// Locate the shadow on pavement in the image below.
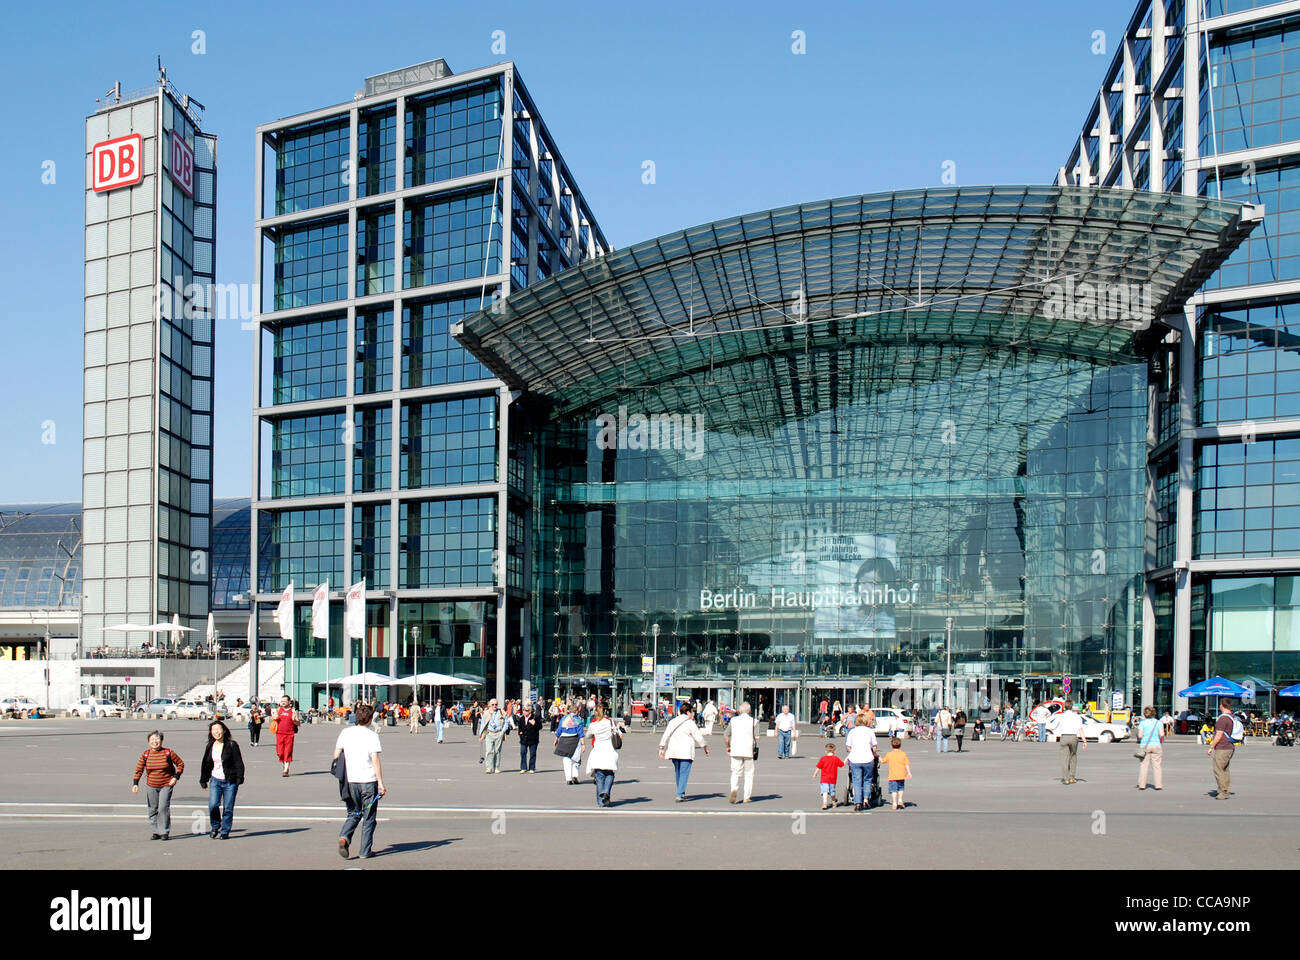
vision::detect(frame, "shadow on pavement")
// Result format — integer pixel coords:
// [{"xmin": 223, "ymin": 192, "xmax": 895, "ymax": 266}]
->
[
  {"xmin": 609, "ymin": 796, "xmax": 652, "ymax": 807},
  {"xmin": 369, "ymin": 838, "xmax": 460, "ymax": 856},
  {"xmin": 233, "ymin": 827, "xmax": 312, "ymax": 839}
]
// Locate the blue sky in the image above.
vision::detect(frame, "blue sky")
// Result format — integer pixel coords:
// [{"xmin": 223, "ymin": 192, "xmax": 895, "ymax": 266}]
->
[{"xmin": 0, "ymin": 0, "xmax": 1136, "ymax": 501}]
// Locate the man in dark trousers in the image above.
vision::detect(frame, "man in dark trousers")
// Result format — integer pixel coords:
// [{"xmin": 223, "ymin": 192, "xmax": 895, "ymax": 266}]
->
[{"xmin": 515, "ymin": 701, "xmax": 542, "ymax": 773}]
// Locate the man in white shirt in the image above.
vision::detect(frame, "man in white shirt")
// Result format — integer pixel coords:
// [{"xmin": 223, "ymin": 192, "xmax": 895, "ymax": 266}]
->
[
  {"xmin": 844, "ymin": 713, "xmax": 879, "ymax": 810},
  {"xmin": 1046, "ymin": 700, "xmax": 1086, "ymax": 784},
  {"xmin": 333, "ymin": 702, "xmax": 386, "ymax": 859},
  {"xmin": 775, "ymin": 704, "xmax": 798, "ymax": 758},
  {"xmin": 701, "ymin": 700, "xmax": 719, "ymax": 736},
  {"xmin": 725, "ymin": 702, "xmax": 759, "ymax": 803}
]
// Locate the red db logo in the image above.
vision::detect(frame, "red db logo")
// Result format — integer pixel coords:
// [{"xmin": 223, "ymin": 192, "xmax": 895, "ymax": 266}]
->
[
  {"xmin": 92, "ymin": 134, "xmax": 144, "ymax": 193},
  {"xmin": 169, "ymin": 130, "xmax": 194, "ymax": 198}
]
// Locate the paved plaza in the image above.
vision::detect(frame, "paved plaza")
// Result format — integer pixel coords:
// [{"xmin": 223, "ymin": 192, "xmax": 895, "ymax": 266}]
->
[{"xmin": 0, "ymin": 719, "xmax": 1295, "ymax": 869}]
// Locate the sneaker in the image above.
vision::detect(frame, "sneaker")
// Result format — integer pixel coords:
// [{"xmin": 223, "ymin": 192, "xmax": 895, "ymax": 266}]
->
[
  {"xmin": 528, "ymin": 770, "xmax": 536, "ymax": 774},
  {"xmin": 676, "ymin": 796, "xmax": 686, "ymax": 803},
  {"xmin": 151, "ymin": 834, "xmax": 161, "ymax": 841},
  {"xmin": 218, "ymin": 834, "xmax": 229, "ymax": 840},
  {"xmin": 160, "ymin": 834, "xmax": 168, "ymax": 841},
  {"xmin": 338, "ymin": 838, "xmax": 349, "ymax": 859},
  {"xmin": 743, "ymin": 797, "xmax": 752, "ymax": 803},
  {"xmin": 210, "ymin": 829, "xmax": 219, "ymax": 839}
]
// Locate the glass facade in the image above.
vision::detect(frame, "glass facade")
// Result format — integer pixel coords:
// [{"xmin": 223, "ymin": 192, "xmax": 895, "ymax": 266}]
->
[
  {"xmin": 1195, "ymin": 437, "xmax": 1300, "ymax": 557},
  {"xmin": 254, "ymin": 62, "xmax": 608, "ymax": 705},
  {"xmin": 400, "ymin": 394, "xmax": 496, "ymax": 488},
  {"xmin": 402, "ymin": 294, "xmax": 491, "ymax": 387},
  {"xmin": 530, "ymin": 352, "xmax": 1147, "ymax": 712}
]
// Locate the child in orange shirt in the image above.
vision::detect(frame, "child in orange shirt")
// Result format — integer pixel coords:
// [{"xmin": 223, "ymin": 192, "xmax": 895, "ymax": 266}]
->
[
  {"xmin": 814, "ymin": 741, "xmax": 846, "ymax": 810},
  {"xmin": 880, "ymin": 737, "xmax": 912, "ymax": 809}
]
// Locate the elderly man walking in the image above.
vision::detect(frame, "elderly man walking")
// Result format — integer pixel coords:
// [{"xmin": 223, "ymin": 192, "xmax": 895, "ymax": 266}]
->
[
  {"xmin": 775, "ymin": 704, "xmax": 797, "ymax": 758},
  {"xmin": 478, "ymin": 699, "xmax": 508, "ymax": 774},
  {"xmin": 1047, "ymin": 699, "xmax": 1087, "ymax": 784},
  {"xmin": 725, "ymin": 702, "xmax": 759, "ymax": 803}
]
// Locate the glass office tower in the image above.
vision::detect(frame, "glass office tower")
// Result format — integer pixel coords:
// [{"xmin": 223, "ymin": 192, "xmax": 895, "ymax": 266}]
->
[
  {"xmin": 454, "ymin": 186, "xmax": 1258, "ymax": 720},
  {"xmin": 1059, "ymin": 0, "xmax": 1300, "ymax": 711},
  {"xmin": 252, "ymin": 60, "xmax": 606, "ymax": 705},
  {"xmin": 82, "ymin": 76, "xmax": 217, "ymax": 654}
]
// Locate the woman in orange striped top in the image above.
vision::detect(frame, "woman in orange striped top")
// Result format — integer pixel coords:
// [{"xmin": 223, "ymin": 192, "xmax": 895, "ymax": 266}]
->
[{"xmin": 131, "ymin": 731, "xmax": 183, "ymax": 840}]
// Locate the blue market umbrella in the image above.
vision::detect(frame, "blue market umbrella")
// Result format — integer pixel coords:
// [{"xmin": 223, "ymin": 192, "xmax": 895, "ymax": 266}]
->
[
  {"xmin": 1279, "ymin": 683, "xmax": 1300, "ymax": 698},
  {"xmin": 1178, "ymin": 676, "xmax": 1248, "ymax": 698}
]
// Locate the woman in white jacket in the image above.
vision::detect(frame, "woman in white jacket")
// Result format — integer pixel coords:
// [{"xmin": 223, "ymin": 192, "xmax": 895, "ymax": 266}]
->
[
  {"xmin": 701, "ymin": 701, "xmax": 719, "ymax": 736},
  {"xmin": 659, "ymin": 703, "xmax": 709, "ymax": 801},
  {"xmin": 584, "ymin": 706, "xmax": 626, "ymax": 808}
]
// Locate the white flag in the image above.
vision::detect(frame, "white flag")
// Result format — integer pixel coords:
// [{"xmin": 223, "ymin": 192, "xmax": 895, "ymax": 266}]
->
[
  {"xmin": 276, "ymin": 582, "xmax": 294, "ymax": 641},
  {"xmin": 346, "ymin": 579, "xmax": 366, "ymax": 640},
  {"xmin": 205, "ymin": 612, "xmax": 216, "ymax": 646},
  {"xmin": 312, "ymin": 580, "xmax": 330, "ymax": 640}
]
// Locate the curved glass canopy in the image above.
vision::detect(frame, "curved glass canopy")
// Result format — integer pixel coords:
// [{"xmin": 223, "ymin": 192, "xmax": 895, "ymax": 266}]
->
[{"xmin": 454, "ymin": 185, "xmax": 1260, "ymax": 419}]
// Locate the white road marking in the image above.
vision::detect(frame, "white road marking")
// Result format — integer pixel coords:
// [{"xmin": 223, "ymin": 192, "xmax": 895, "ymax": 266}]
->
[{"xmin": 0, "ymin": 801, "xmax": 822, "ymax": 818}]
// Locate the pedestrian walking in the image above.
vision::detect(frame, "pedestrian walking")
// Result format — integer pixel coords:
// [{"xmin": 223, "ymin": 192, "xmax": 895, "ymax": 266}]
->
[
  {"xmin": 1031, "ymin": 701, "xmax": 1050, "ymax": 742},
  {"xmin": 1135, "ymin": 705, "xmax": 1164, "ymax": 791},
  {"xmin": 273, "ymin": 695, "xmax": 298, "ymax": 777},
  {"xmin": 725, "ymin": 701, "xmax": 759, "ymax": 803},
  {"xmin": 844, "ymin": 710, "xmax": 879, "ymax": 811},
  {"xmin": 814, "ymin": 741, "xmax": 845, "ymax": 810},
  {"xmin": 554, "ymin": 705, "xmax": 586, "ymax": 784},
  {"xmin": 247, "ymin": 705, "xmax": 263, "ymax": 747},
  {"xmin": 701, "ymin": 700, "xmax": 718, "ymax": 736},
  {"xmin": 408, "ymin": 700, "xmax": 420, "ymax": 734},
  {"xmin": 659, "ymin": 703, "xmax": 709, "ymax": 800},
  {"xmin": 585, "ymin": 706, "xmax": 626, "ymax": 807},
  {"xmin": 953, "ymin": 709, "xmax": 967, "ymax": 752},
  {"xmin": 1046, "ymin": 699, "xmax": 1086, "ymax": 784},
  {"xmin": 433, "ymin": 699, "xmax": 445, "ymax": 743},
  {"xmin": 880, "ymin": 737, "xmax": 913, "ymax": 809},
  {"xmin": 478, "ymin": 699, "xmax": 508, "ymax": 773},
  {"xmin": 775, "ymin": 703, "xmax": 797, "ymax": 758},
  {"xmin": 935, "ymin": 705, "xmax": 954, "ymax": 754},
  {"xmin": 333, "ymin": 702, "xmax": 386, "ymax": 859},
  {"xmin": 198, "ymin": 720, "xmax": 244, "ymax": 840},
  {"xmin": 131, "ymin": 731, "xmax": 183, "ymax": 840},
  {"xmin": 1208, "ymin": 699, "xmax": 1238, "ymax": 800},
  {"xmin": 516, "ymin": 702, "xmax": 541, "ymax": 773}
]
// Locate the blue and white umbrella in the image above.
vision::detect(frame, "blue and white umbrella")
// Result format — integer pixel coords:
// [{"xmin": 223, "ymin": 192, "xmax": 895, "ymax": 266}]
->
[
  {"xmin": 1279, "ymin": 682, "xmax": 1300, "ymax": 698},
  {"xmin": 1178, "ymin": 676, "xmax": 1248, "ymax": 698}
]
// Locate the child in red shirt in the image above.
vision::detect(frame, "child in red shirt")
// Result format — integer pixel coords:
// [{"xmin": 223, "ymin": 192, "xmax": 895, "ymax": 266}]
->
[{"xmin": 814, "ymin": 741, "xmax": 846, "ymax": 810}]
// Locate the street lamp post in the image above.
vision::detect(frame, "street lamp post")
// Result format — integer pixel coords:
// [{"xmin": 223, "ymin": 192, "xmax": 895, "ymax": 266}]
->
[
  {"xmin": 651, "ymin": 622, "xmax": 660, "ymax": 729},
  {"xmin": 944, "ymin": 617, "xmax": 954, "ymax": 709}
]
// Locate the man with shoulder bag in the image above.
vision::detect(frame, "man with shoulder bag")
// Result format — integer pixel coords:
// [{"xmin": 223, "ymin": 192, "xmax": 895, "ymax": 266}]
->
[{"xmin": 724, "ymin": 701, "xmax": 758, "ymax": 803}]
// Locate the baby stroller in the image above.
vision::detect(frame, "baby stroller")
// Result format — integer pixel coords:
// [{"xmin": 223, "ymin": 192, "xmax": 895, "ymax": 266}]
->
[{"xmin": 841, "ymin": 760, "xmax": 883, "ymax": 809}]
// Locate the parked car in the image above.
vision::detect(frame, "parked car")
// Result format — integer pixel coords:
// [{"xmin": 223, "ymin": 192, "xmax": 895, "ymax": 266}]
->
[
  {"xmin": 172, "ymin": 698, "xmax": 213, "ymax": 720},
  {"xmin": 138, "ymin": 698, "xmax": 179, "ymax": 718},
  {"xmin": 1045, "ymin": 714, "xmax": 1131, "ymax": 743},
  {"xmin": 1, "ymin": 696, "xmax": 48, "ymax": 716},
  {"xmin": 871, "ymin": 707, "xmax": 913, "ymax": 738},
  {"xmin": 68, "ymin": 698, "xmax": 125, "ymax": 718}
]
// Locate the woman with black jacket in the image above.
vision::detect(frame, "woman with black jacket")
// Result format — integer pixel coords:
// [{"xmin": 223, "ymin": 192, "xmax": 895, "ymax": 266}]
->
[
  {"xmin": 953, "ymin": 710, "xmax": 968, "ymax": 753},
  {"xmin": 515, "ymin": 702, "xmax": 542, "ymax": 773},
  {"xmin": 199, "ymin": 720, "xmax": 245, "ymax": 839}
]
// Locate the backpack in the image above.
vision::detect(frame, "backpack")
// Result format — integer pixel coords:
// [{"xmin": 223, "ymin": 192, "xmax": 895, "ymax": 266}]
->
[{"xmin": 1230, "ymin": 715, "xmax": 1244, "ymax": 742}]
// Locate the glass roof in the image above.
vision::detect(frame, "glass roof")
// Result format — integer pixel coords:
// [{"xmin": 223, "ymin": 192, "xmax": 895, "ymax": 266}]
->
[{"xmin": 454, "ymin": 186, "xmax": 1260, "ymax": 416}]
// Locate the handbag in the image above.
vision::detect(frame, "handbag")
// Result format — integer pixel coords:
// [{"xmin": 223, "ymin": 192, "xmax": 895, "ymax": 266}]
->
[
  {"xmin": 609, "ymin": 719, "xmax": 623, "ymax": 751},
  {"xmin": 751, "ymin": 717, "xmax": 760, "ymax": 760},
  {"xmin": 941, "ymin": 727, "xmax": 953, "ymax": 738},
  {"xmin": 1134, "ymin": 747, "xmax": 1147, "ymax": 760}
]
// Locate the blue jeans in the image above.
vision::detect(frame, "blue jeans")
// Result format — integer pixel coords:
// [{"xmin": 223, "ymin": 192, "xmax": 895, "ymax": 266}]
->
[
  {"xmin": 435, "ymin": 719, "xmax": 444, "ymax": 741},
  {"xmin": 207, "ymin": 778, "xmax": 238, "ymax": 836},
  {"xmin": 777, "ymin": 729, "xmax": 793, "ymax": 757},
  {"xmin": 341, "ymin": 781, "xmax": 380, "ymax": 857},
  {"xmin": 849, "ymin": 761, "xmax": 874, "ymax": 804},
  {"xmin": 519, "ymin": 742, "xmax": 537, "ymax": 771},
  {"xmin": 672, "ymin": 758, "xmax": 693, "ymax": 797},
  {"xmin": 593, "ymin": 768, "xmax": 615, "ymax": 803},
  {"xmin": 937, "ymin": 735, "xmax": 949, "ymax": 753},
  {"xmin": 1038, "ymin": 722, "xmax": 1047, "ymax": 742}
]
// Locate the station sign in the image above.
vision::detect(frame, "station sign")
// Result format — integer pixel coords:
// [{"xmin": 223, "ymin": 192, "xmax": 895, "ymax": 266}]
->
[
  {"xmin": 641, "ymin": 656, "xmax": 653, "ymax": 674},
  {"xmin": 92, "ymin": 133, "xmax": 143, "ymax": 193},
  {"xmin": 169, "ymin": 130, "xmax": 194, "ymax": 197}
]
